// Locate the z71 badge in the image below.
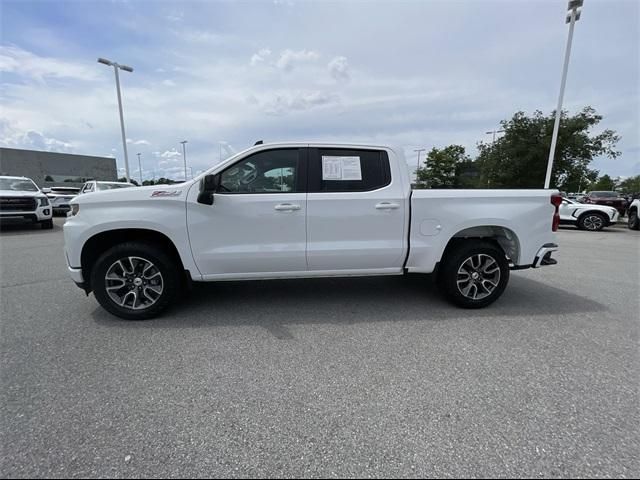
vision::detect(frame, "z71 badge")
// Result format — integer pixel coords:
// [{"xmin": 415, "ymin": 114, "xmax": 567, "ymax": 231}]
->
[{"xmin": 151, "ymin": 190, "xmax": 181, "ymax": 197}]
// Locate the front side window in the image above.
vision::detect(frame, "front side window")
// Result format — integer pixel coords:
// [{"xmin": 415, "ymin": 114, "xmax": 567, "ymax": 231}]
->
[
  {"xmin": 83, "ymin": 183, "xmax": 94, "ymax": 193},
  {"xmin": 308, "ymin": 149, "xmax": 391, "ymax": 192},
  {"xmin": 218, "ymin": 149, "xmax": 301, "ymax": 194}
]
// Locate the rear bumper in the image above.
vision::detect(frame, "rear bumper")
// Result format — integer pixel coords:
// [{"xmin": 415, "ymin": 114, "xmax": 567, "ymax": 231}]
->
[{"xmin": 533, "ymin": 243, "xmax": 558, "ymax": 268}]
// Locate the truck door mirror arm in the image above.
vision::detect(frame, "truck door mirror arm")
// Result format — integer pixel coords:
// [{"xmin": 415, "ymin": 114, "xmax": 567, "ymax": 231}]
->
[{"xmin": 197, "ymin": 174, "xmax": 219, "ymax": 205}]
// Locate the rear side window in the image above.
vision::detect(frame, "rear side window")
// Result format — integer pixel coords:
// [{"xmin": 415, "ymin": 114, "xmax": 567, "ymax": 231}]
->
[{"xmin": 308, "ymin": 148, "xmax": 391, "ymax": 192}]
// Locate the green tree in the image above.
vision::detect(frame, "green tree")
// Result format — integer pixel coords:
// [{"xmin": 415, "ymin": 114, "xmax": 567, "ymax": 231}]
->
[
  {"xmin": 476, "ymin": 107, "xmax": 620, "ymax": 190},
  {"xmin": 118, "ymin": 177, "xmax": 139, "ymax": 186},
  {"xmin": 416, "ymin": 145, "xmax": 471, "ymax": 188},
  {"xmin": 617, "ymin": 175, "xmax": 640, "ymax": 194},
  {"xmin": 589, "ymin": 174, "xmax": 617, "ymax": 191}
]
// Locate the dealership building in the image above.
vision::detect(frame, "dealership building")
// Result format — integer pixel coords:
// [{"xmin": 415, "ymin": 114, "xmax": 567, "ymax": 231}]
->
[{"xmin": 0, "ymin": 147, "xmax": 117, "ymax": 188}]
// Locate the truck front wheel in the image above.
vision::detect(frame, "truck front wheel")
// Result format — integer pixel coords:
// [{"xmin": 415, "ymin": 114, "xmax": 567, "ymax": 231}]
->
[
  {"xmin": 438, "ymin": 241, "xmax": 510, "ymax": 309},
  {"xmin": 91, "ymin": 242, "xmax": 180, "ymax": 320}
]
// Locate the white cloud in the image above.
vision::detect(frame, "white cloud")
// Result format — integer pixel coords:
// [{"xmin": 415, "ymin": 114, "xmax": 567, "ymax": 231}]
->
[
  {"xmin": 126, "ymin": 138, "xmax": 151, "ymax": 145},
  {"xmin": 0, "ymin": 45, "xmax": 99, "ymax": 82},
  {"xmin": 263, "ymin": 91, "xmax": 339, "ymax": 115},
  {"xmin": 275, "ymin": 49, "xmax": 320, "ymax": 71},
  {"xmin": 162, "ymin": 79, "xmax": 176, "ymax": 87},
  {"xmin": 250, "ymin": 48, "xmax": 272, "ymax": 66},
  {"xmin": 0, "ymin": 119, "xmax": 74, "ymax": 152},
  {"xmin": 328, "ymin": 56, "xmax": 350, "ymax": 82},
  {"xmin": 154, "ymin": 149, "xmax": 182, "ymax": 160},
  {"xmin": 165, "ymin": 11, "xmax": 184, "ymax": 22}
]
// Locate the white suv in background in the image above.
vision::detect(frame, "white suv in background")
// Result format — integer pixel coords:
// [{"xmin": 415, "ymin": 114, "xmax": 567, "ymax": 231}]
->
[
  {"xmin": 0, "ymin": 176, "xmax": 53, "ymax": 229},
  {"xmin": 559, "ymin": 197, "xmax": 619, "ymax": 231}
]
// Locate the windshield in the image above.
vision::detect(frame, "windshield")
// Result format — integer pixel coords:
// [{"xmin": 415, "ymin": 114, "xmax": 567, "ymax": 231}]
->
[
  {"xmin": 590, "ymin": 191, "xmax": 619, "ymax": 198},
  {"xmin": 97, "ymin": 183, "xmax": 134, "ymax": 191},
  {"xmin": 0, "ymin": 178, "xmax": 39, "ymax": 192}
]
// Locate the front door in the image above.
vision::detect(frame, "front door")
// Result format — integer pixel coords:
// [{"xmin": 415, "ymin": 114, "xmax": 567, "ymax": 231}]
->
[{"xmin": 187, "ymin": 148, "xmax": 307, "ymax": 277}]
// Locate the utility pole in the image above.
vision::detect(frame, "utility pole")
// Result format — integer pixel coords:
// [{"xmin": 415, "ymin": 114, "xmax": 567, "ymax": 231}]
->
[
  {"xmin": 485, "ymin": 129, "xmax": 505, "ymax": 144},
  {"xmin": 413, "ymin": 148, "xmax": 426, "ymax": 182},
  {"xmin": 545, "ymin": 0, "xmax": 584, "ymax": 189}
]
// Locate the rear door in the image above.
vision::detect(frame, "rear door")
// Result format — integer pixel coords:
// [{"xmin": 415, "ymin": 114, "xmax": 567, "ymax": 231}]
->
[{"xmin": 306, "ymin": 147, "xmax": 407, "ymax": 272}]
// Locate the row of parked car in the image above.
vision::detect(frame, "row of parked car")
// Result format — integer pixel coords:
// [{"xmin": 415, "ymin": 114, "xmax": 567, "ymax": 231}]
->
[
  {"xmin": 0, "ymin": 176, "xmax": 135, "ymax": 229},
  {"xmin": 2, "ymin": 174, "xmax": 639, "ymax": 232},
  {"xmin": 564, "ymin": 191, "xmax": 635, "ymax": 216}
]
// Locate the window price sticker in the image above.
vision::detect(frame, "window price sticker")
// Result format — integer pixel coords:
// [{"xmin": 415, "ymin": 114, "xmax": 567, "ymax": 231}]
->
[{"xmin": 321, "ymin": 156, "xmax": 362, "ymax": 181}]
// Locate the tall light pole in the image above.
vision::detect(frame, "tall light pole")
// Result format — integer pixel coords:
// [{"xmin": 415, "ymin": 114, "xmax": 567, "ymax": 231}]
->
[
  {"xmin": 413, "ymin": 148, "xmax": 426, "ymax": 181},
  {"xmin": 137, "ymin": 153, "xmax": 143, "ymax": 185},
  {"xmin": 545, "ymin": 0, "xmax": 583, "ymax": 189},
  {"xmin": 485, "ymin": 129, "xmax": 505, "ymax": 144},
  {"xmin": 180, "ymin": 140, "xmax": 188, "ymax": 180},
  {"xmin": 98, "ymin": 57, "xmax": 134, "ymax": 183}
]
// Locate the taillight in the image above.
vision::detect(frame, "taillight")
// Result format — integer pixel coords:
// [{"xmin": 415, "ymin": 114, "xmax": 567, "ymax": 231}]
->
[{"xmin": 551, "ymin": 193, "xmax": 562, "ymax": 232}]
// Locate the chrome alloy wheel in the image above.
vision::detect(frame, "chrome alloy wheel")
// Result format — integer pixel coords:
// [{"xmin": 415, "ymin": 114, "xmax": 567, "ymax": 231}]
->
[
  {"xmin": 104, "ymin": 256, "xmax": 164, "ymax": 310},
  {"xmin": 583, "ymin": 214, "xmax": 604, "ymax": 231},
  {"xmin": 456, "ymin": 254, "xmax": 501, "ymax": 300}
]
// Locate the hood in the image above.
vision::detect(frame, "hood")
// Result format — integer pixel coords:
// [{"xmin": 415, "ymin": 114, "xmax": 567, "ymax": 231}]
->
[
  {"xmin": 0, "ymin": 190, "xmax": 45, "ymax": 198},
  {"xmin": 72, "ymin": 183, "xmax": 190, "ymax": 204}
]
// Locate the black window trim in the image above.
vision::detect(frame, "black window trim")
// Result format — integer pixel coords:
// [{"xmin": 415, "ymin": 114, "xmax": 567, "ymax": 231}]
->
[
  {"xmin": 307, "ymin": 147, "xmax": 391, "ymax": 193},
  {"xmin": 215, "ymin": 147, "xmax": 308, "ymax": 195}
]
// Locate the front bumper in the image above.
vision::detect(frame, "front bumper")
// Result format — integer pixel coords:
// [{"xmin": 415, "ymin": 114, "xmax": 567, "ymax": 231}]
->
[
  {"xmin": 68, "ymin": 265, "xmax": 84, "ymax": 284},
  {"xmin": 533, "ymin": 243, "xmax": 558, "ymax": 268},
  {"xmin": 0, "ymin": 206, "xmax": 52, "ymax": 222}
]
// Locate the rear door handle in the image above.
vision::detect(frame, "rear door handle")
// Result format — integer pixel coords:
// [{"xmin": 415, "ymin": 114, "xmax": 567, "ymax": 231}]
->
[
  {"xmin": 375, "ymin": 202, "xmax": 400, "ymax": 210},
  {"xmin": 274, "ymin": 203, "xmax": 301, "ymax": 211}
]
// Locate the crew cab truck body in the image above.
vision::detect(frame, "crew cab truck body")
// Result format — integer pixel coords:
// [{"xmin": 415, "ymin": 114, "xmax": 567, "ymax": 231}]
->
[{"xmin": 64, "ymin": 142, "xmax": 560, "ymax": 320}]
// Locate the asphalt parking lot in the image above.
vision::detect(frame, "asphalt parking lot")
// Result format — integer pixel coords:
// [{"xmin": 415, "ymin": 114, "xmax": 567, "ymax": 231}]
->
[{"xmin": 1, "ymin": 218, "xmax": 638, "ymax": 478}]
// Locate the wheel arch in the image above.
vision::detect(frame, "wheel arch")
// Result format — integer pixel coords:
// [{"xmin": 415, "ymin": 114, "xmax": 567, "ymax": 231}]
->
[
  {"xmin": 444, "ymin": 225, "xmax": 521, "ymax": 265},
  {"xmin": 81, "ymin": 228, "xmax": 186, "ymax": 292}
]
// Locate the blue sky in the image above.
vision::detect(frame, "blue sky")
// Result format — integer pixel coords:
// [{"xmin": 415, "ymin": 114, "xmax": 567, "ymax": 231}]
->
[{"xmin": 1, "ymin": 0, "xmax": 638, "ymax": 181}]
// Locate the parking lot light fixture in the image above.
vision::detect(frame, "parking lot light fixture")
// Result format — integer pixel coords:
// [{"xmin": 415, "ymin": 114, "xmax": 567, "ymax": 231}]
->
[
  {"xmin": 180, "ymin": 141, "xmax": 188, "ymax": 180},
  {"xmin": 137, "ymin": 153, "xmax": 143, "ymax": 185},
  {"xmin": 545, "ymin": 0, "xmax": 583, "ymax": 189},
  {"xmin": 98, "ymin": 57, "xmax": 134, "ymax": 183}
]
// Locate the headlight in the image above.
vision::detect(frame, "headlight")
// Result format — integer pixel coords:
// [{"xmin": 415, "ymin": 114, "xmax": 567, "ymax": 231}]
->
[
  {"xmin": 70, "ymin": 204, "xmax": 80, "ymax": 216},
  {"xmin": 39, "ymin": 197, "xmax": 49, "ymax": 206}
]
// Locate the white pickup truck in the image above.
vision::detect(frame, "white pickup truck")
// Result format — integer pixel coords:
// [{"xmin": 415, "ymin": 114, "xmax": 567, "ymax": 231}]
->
[{"xmin": 64, "ymin": 142, "xmax": 560, "ymax": 320}]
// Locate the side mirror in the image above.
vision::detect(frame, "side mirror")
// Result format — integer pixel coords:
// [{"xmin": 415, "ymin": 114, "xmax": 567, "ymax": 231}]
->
[
  {"xmin": 197, "ymin": 174, "xmax": 219, "ymax": 205},
  {"xmin": 41, "ymin": 188, "xmax": 51, "ymax": 194}
]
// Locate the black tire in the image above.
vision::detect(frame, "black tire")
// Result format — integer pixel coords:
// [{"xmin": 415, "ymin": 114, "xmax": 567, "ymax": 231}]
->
[
  {"xmin": 438, "ymin": 240, "xmax": 510, "ymax": 309},
  {"xmin": 577, "ymin": 212, "xmax": 607, "ymax": 231},
  {"xmin": 40, "ymin": 219, "xmax": 54, "ymax": 229},
  {"xmin": 629, "ymin": 209, "xmax": 640, "ymax": 230},
  {"xmin": 91, "ymin": 242, "xmax": 180, "ymax": 320}
]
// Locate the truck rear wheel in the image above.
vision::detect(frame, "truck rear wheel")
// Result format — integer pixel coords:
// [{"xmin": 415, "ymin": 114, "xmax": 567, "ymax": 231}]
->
[
  {"xmin": 91, "ymin": 242, "xmax": 179, "ymax": 320},
  {"xmin": 438, "ymin": 241, "xmax": 510, "ymax": 309}
]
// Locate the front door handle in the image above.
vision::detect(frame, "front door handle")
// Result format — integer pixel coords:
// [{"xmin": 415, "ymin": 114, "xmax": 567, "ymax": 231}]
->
[
  {"xmin": 375, "ymin": 202, "xmax": 400, "ymax": 210},
  {"xmin": 274, "ymin": 203, "xmax": 301, "ymax": 211}
]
